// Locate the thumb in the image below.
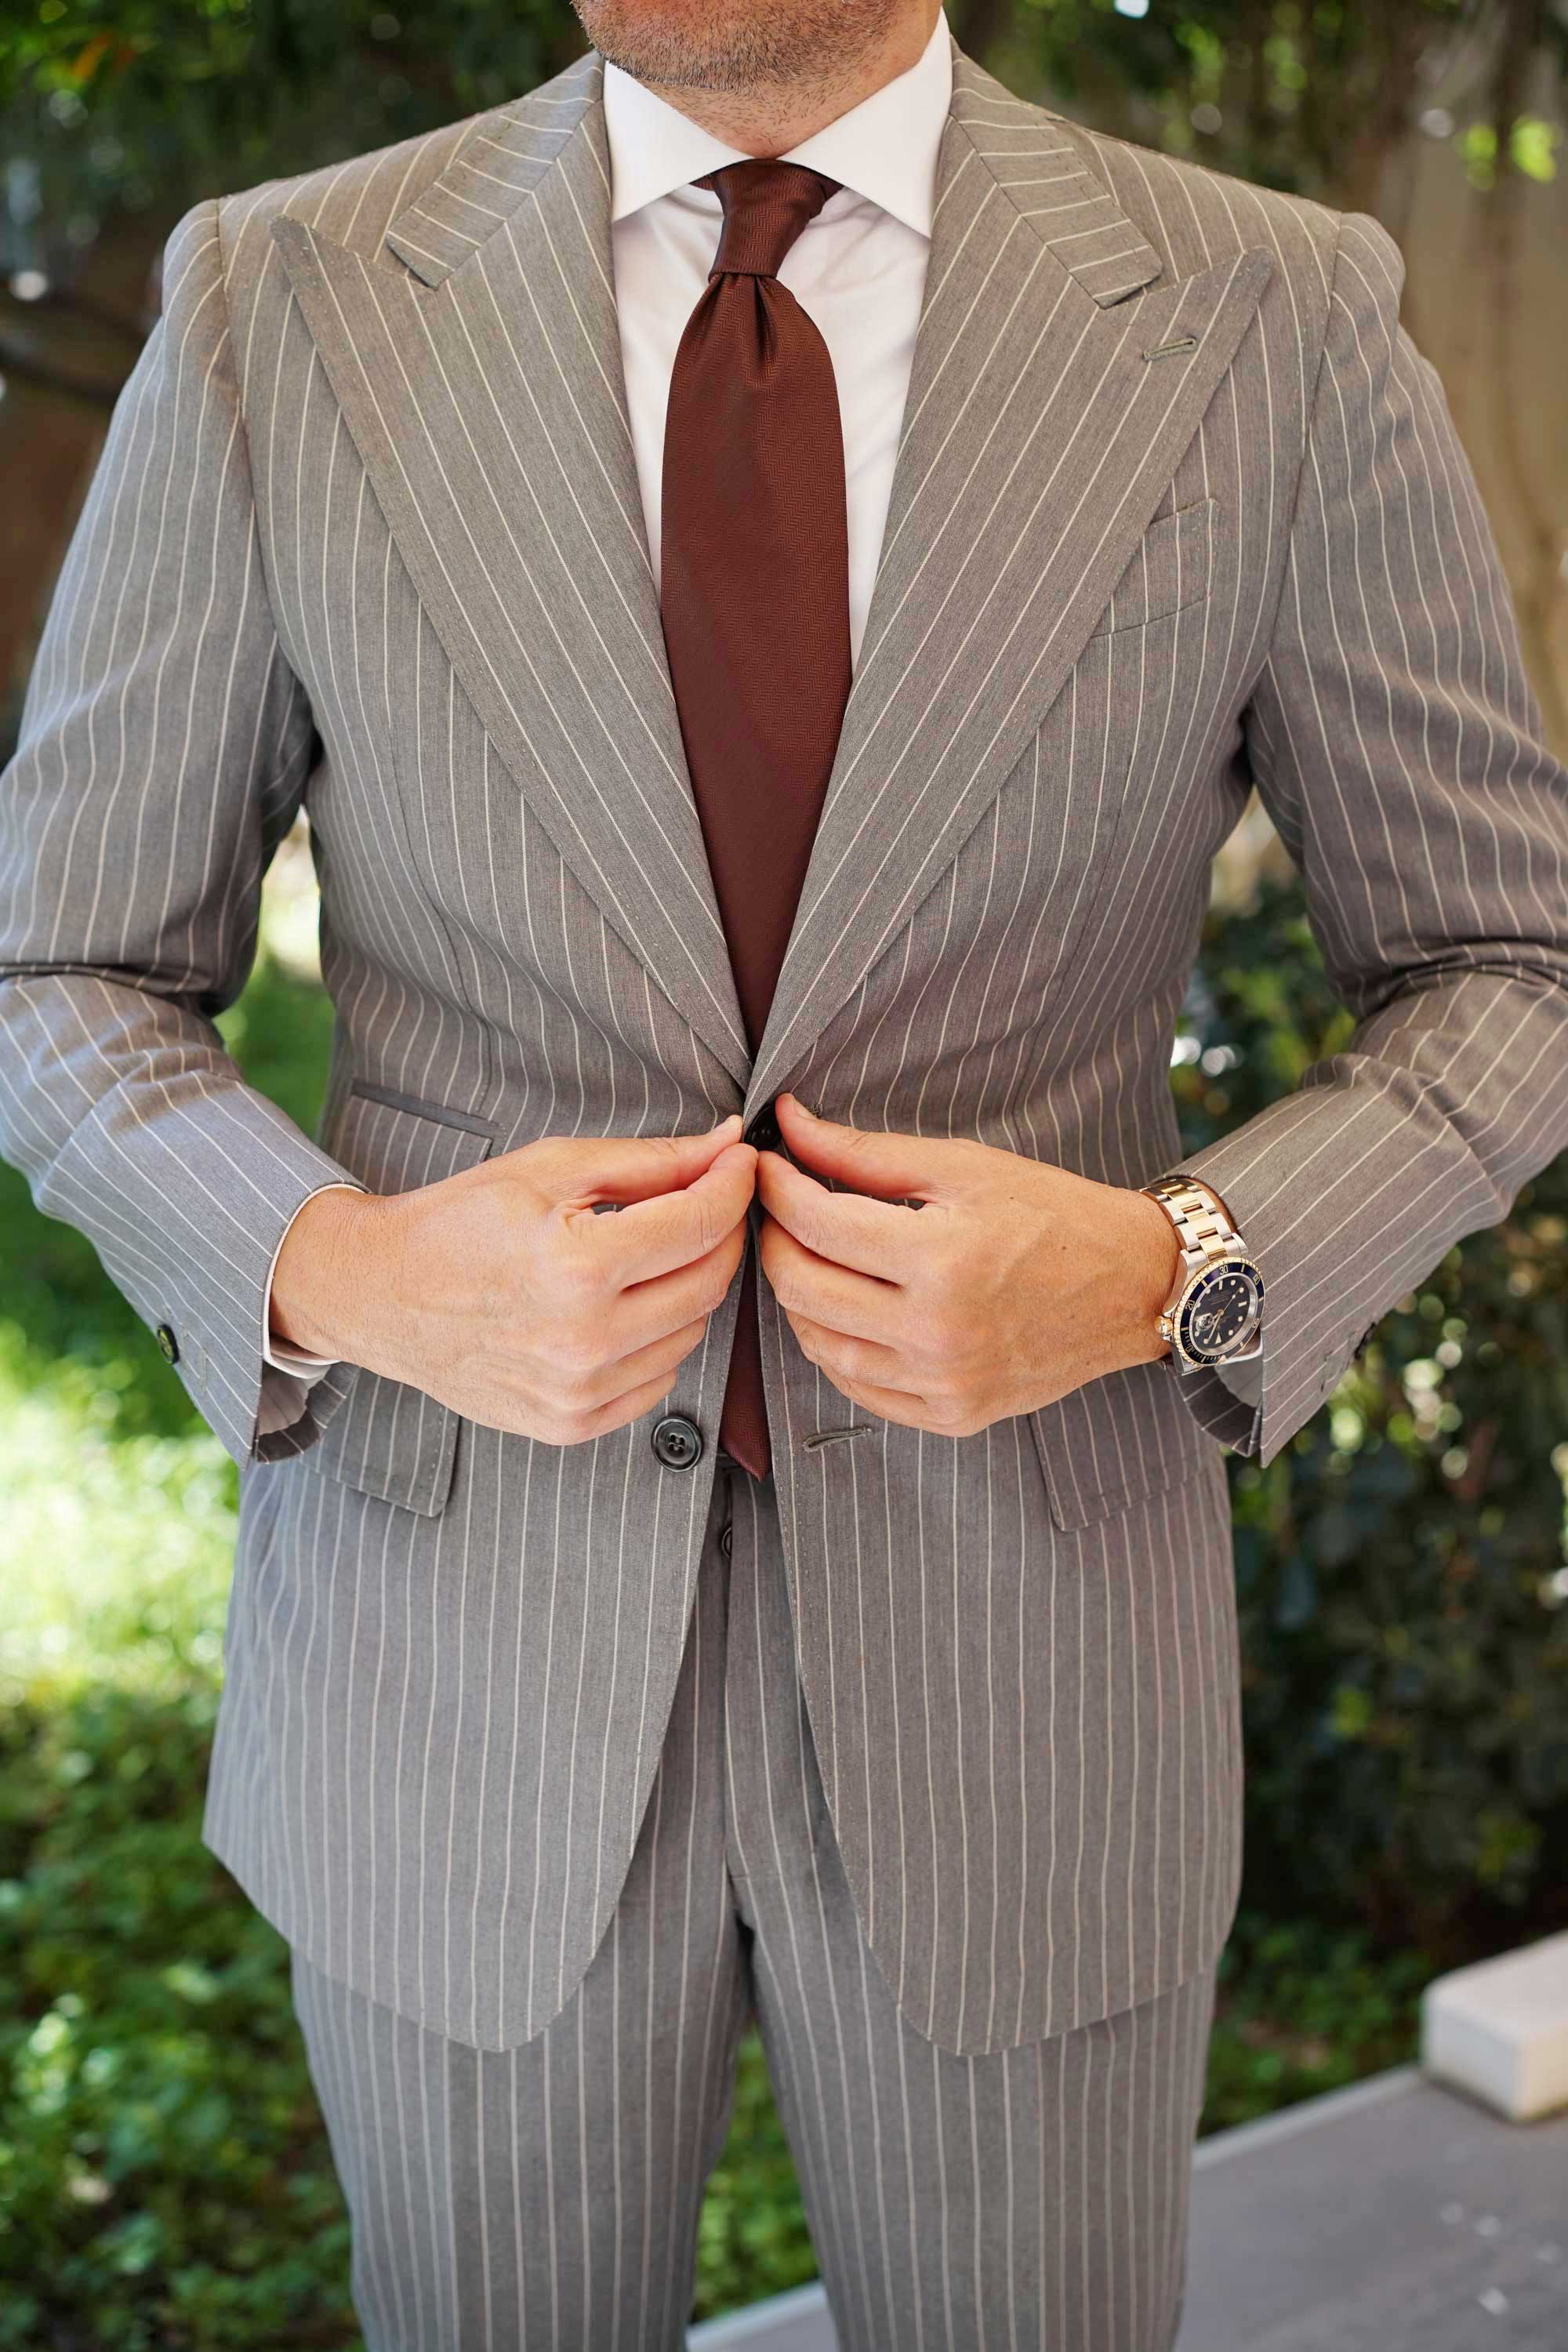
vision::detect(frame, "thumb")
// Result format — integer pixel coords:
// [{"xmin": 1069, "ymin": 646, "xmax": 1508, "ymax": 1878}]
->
[
  {"xmin": 773, "ymin": 1093, "xmax": 960, "ymax": 1200},
  {"xmin": 543, "ymin": 1114, "xmax": 746, "ymax": 1207}
]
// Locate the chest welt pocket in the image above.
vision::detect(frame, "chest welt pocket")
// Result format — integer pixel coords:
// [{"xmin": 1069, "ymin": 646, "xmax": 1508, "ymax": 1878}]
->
[
  {"xmin": 308, "ymin": 1082, "xmax": 499, "ymax": 1517},
  {"xmin": 1086, "ymin": 495, "xmax": 1216, "ymax": 639}
]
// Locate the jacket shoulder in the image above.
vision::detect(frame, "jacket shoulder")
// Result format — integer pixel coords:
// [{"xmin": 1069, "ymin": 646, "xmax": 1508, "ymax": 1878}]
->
[
  {"xmin": 211, "ymin": 47, "xmax": 595, "ymax": 280},
  {"xmin": 952, "ymin": 49, "xmax": 1384, "ymax": 348},
  {"xmin": 1051, "ymin": 110, "xmax": 1344, "ymax": 281}
]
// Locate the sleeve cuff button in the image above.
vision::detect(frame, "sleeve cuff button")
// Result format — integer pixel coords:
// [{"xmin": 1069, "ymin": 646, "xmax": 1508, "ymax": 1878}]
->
[{"xmin": 155, "ymin": 1322, "xmax": 180, "ymax": 1366}]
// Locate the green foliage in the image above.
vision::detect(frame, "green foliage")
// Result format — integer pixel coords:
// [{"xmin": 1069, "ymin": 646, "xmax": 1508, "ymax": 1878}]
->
[
  {"xmin": 1203, "ymin": 1911, "xmax": 1434, "ymax": 2129},
  {"xmin": 0, "ymin": 0, "xmax": 585, "ymax": 260},
  {"xmin": 693, "ymin": 2034, "xmax": 818, "ymax": 2323},
  {"xmin": 1461, "ymin": 113, "xmax": 1563, "ymax": 188},
  {"xmin": 0, "ymin": 1686, "xmax": 358, "ymax": 2350},
  {"xmin": 1001, "ymin": 0, "xmax": 1472, "ymax": 188},
  {"xmin": 0, "ymin": 1318, "xmax": 237, "ymax": 1701},
  {"xmin": 4, "ymin": 0, "xmax": 1561, "ymax": 278},
  {"xmin": 1176, "ymin": 879, "xmax": 1568, "ymax": 1961}
]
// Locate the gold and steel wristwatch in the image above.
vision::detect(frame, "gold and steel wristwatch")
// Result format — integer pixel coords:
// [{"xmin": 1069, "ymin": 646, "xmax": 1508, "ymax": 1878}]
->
[{"xmin": 1139, "ymin": 1174, "xmax": 1265, "ymax": 1373}]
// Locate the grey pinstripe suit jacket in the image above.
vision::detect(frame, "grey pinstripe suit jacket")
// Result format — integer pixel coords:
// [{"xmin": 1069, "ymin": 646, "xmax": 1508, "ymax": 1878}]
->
[{"xmin": 4, "ymin": 32, "xmax": 1566, "ymax": 2057}]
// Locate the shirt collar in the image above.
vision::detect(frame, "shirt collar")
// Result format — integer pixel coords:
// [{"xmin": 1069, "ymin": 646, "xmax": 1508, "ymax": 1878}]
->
[{"xmin": 602, "ymin": 6, "xmax": 953, "ymax": 238}]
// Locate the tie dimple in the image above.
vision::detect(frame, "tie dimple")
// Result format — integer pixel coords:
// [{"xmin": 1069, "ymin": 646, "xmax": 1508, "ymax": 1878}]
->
[{"xmin": 697, "ymin": 158, "xmax": 840, "ymax": 279}]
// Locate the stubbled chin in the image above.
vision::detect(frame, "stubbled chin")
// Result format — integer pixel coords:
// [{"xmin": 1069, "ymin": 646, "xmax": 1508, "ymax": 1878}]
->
[{"xmin": 573, "ymin": 0, "xmax": 888, "ymax": 94}]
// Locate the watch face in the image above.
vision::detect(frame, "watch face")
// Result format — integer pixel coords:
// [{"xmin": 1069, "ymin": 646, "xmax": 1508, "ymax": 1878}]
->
[{"xmin": 1177, "ymin": 1261, "xmax": 1265, "ymax": 1365}]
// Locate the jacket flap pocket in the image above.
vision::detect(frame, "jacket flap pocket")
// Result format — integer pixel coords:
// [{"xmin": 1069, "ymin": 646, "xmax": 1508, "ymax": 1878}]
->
[
  {"xmin": 1087, "ymin": 495, "xmax": 1215, "ymax": 638},
  {"xmin": 309, "ymin": 1083, "xmax": 498, "ymax": 1516},
  {"xmin": 1028, "ymin": 1353, "xmax": 1221, "ymax": 1530}
]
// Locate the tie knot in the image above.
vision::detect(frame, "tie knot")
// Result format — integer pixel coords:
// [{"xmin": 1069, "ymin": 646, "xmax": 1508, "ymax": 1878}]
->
[{"xmin": 696, "ymin": 158, "xmax": 841, "ymax": 280}]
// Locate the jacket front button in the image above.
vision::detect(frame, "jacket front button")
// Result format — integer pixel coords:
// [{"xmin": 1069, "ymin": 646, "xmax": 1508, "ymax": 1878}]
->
[
  {"xmin": 744, "ymin": 1100, "xmax": 780, "ymax": 1153},
  {"xmin": 155, "ymin": 1322, "xmax": 180, "ymax": 1366},
  {"xmin": 650, "ymin": 1413, "xmax": 704, "ymax": 1471}
]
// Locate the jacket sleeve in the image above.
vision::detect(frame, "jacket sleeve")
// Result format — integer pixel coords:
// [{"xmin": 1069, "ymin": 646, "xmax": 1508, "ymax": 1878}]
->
[
  {"xmin": 1164, "ymin": 207, "xmax": 1568, "ymax": 1468},
  {"xmin": 0, "ymin": 194, "xmax": 367, "ymax": 1469}
]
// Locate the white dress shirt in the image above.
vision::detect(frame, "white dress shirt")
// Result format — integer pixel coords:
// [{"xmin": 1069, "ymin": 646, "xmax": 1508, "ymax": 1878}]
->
[
  {"xmin": 258, "ymin": 13, "xmax": 1261, "ymax": 1416},
  {"xmin": 259, "ymin": 9, "xmax": 954, "ymax": 1390},
  {"xmin": 604, "ymin": 9, "xmax": 951, "ymax": 674}
]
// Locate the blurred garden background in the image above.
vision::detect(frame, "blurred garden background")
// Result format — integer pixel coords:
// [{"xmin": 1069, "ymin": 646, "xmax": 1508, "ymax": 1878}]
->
[{"xmin": 2, "ymin": 1, "xmax": 1567, "ymax": 2344}]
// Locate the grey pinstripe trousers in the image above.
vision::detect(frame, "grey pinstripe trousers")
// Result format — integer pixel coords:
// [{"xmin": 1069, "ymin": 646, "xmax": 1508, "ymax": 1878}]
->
[{"xmin": 289, "ymin": 1456, "xmax": 1218, "ymax": 2352}]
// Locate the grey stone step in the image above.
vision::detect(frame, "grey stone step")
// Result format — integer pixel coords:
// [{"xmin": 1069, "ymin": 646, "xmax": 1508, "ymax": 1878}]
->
[
  {"xmin": 688, "ymin": 2068, "xmax": 1568, "ymax": 2350},
  {"xmin": 1176, "ymin": 2067, "xmax": 1568, "ymax": 2350}
]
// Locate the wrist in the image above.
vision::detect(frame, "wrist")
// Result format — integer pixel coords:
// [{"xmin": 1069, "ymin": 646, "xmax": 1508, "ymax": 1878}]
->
[
  {"xmin": 1115, "ymin": 1186, "xmax": 1183, "ymax": 1366},
  {"xmin": 270, "ymin": 1185, "xmax": 389, "ymax": 1363}
]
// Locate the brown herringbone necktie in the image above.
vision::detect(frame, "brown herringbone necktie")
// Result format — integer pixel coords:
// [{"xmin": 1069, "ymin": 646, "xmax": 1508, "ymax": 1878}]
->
[{"xmin": 659, "ymin": 158, "xmax": 853, "ymax": 1482}]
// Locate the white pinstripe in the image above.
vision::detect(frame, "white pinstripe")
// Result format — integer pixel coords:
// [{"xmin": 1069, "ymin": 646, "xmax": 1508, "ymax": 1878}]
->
[
  {"xmin": 2, "ymin": 9, "xmax": 1563, "ymax": 2147},
  {"xmin": 283, "ymin": 1465, "xmax": 1225, "ymax": 2350}
]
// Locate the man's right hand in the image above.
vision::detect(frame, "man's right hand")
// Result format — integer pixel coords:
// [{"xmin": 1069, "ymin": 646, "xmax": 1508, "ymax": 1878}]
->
[{"xmin": 268, "ymin": 1115, "xmax": 757, "ymax": 1445}]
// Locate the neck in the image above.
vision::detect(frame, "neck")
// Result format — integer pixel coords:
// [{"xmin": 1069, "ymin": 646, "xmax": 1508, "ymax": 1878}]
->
[{"xmin": 623, "ymin": 5, "xmax": 940, "ymax": 158}]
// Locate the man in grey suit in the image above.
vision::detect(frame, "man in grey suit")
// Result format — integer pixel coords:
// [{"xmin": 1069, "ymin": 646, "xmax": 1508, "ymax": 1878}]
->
[{"xmin": 3, "ymin": 0, "xmax": 1566, "ymax": 2339}]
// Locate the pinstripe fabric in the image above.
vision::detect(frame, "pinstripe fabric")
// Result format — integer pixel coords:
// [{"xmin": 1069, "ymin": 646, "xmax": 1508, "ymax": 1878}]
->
[
  {"xmin": 289, "ymin": 1463, "xmax": 1219, "ymax": 2352},
  {"xmin": 2, "ymin": 30, "xmax": 1566, "ymax": 2059}
]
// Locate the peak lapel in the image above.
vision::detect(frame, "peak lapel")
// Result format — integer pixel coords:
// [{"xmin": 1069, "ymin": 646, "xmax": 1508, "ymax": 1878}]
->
[
  {"xmin": 745, "ymin": 43, "xmax": 1273, "ymax": 1118},
  {"xmin": 268, "ymin": 50, "xmax": 753, "ymax": 1091}
]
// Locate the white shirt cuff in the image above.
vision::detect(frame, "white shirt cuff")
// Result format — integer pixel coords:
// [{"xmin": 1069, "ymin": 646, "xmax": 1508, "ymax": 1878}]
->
[{"xmin": 261, "ymin": 1181, "xmax": 366, "ymax": 1374}]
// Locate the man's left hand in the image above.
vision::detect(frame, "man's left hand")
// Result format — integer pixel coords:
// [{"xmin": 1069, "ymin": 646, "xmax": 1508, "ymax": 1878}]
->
[{"xmin": 754, "ymin": 1091, "xmax": 1182, "ymax": 1438}]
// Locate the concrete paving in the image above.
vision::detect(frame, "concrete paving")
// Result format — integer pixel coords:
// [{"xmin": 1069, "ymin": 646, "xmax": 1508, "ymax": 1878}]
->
[
  {"xmin": 1175, "ymin": 2067, "xmax": 1567, "ymax": 2351},
  {"xmin": 688, "ymin": 2067, "xmax": 1568, "ymax": 2350}
]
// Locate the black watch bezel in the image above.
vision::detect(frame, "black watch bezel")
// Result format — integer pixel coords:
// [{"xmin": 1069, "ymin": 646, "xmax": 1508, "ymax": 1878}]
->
[{"xmin": 1173, "ymin": 1256, "xmax": 1265, "ymax": 1369}]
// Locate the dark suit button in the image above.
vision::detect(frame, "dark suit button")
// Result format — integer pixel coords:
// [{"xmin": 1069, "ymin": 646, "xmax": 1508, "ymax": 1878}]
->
[
  {"xmin": 155, "ymin": 1322, "xmax": 180, "ymax": 1366},
  {"xmin": 651, "ymin": 1413, "xmax": 704, "ymax": 1471},
  {"xmin": 744, "ymin": 1100, "xmax": 780, "ymax": 1152}
]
